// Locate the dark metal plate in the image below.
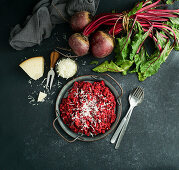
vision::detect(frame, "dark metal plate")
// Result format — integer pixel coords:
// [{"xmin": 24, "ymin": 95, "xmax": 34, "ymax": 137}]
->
[{"xmin": 55, "ymin": 74, "xmax": 122, "ymax": 142}]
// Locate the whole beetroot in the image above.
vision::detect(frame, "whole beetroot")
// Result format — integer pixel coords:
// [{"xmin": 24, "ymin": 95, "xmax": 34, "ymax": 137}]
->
[
  {"xmin": 68, "ymin": 33, "xmax": 89, "ymax": 56},
  {"xmin": 70, "ymin": 11, "xmax": 92, "ymax": 32},
  {"xmin": 90, "ymin": 31, "xmax": 114, "ymax": 58}
]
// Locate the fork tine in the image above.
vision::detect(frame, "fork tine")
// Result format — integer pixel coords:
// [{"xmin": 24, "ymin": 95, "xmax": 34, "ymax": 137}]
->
[
  {"xmin": 46, "ymin": 73, "xmax": 50, "ymax": 89},
  {"xmin": 139, "ymin": 90, "xmax": 144, "ymax": 99},
  {"xmin": 136, "ymin": 88, "xmax": 143, "ymax": 97},
  {"xmin": 133, "ymin": 87, "xmax": 140, "ymax": 97},
  {"xmin": 135, "ymin": 88, "xmax": 141, "ymax": 97},
  {"xmin": 138, "ymin": 89, "xmax": 144, "ymax": 98},
  {"xmin": 49, "ymin": 74, "xmax": 55, "ymax": 90},
  {"xmin": 137, "ymin": 91, "xmax": 143, "ymax": 99},
  {"xmin": 133, "ymin": 87, "xmax": 144, "ymax": 99}
]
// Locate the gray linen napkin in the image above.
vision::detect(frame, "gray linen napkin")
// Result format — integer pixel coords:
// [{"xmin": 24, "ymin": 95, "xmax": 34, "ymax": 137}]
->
[{"xmin": 9, "ymin": 0, "xmax": 100, "ymax": 50}]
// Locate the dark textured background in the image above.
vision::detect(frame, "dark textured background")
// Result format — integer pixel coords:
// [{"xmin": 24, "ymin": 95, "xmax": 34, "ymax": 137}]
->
[{"xmin": 0, "ymin": 0, "xmax": 179, "ymax": 170}]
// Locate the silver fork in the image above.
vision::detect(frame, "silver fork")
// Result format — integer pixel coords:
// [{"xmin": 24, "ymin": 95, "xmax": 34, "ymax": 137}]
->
[
  {"xmin": 111, "ymin": 87, "xmax": 144, "ymax": 149},
  {"xmin": 46, "ymin": 51, "xmax": 60, "ymax": 90}
]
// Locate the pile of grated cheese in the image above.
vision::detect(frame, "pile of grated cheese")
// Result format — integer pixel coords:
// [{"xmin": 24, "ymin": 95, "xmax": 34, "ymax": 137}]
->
[{"xmin": 56, "ymin": 58, "xmax": 77, "ymax": 79}]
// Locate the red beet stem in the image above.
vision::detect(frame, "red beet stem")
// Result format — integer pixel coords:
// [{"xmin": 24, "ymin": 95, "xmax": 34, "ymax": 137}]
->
[
  {"xmin": 84, "ymin": 14, "xmax": 120, "ymax": 31},
  {"xmin": 119, "ymin": 16, "xmax": 137, "ymax": 54},
  {"xmin": 83, "ymin": 14, "xmax": 122, "ymax": 36},
  {"xmin": 149, "ymin": 34, "xmax": 163, "ymax": 52},
  {"xmin": 138, "ymin": 17, "xmax": 169, "ymax": 22},
  {"xmin": 86, "ymin": 18, "xmax": 122, "ymax": 36},
  {"xmin": 80, "ymin": 0, "xmax": 177, "ymax": 41},
  {"xmin": 137, "ymin": 17, "xmax": 153, "ymax": 27},
  {"xmin": 139, "ymin": 20, "xmax": 164, "ymax": 26},
  {"xmin": 136, "ymin": 0, "xmax": 161, "ymax": 13},
  {"xmin": 137, "ymin": 26, "xmax": 153, "ymax": 54},
  {"xmin": 158, "ymin": 32, "xmax": 169, "ymax": 39},
  {"xmin": 109, "ymin": 27, "xmax": 123, "ymax": 35},
  {"xmin": 146, "ymin": 9, "xmax": 179, "ymax": 13},
  {"xmin": 153, "ymin": 25, "xmax": 176, "ymax": 41},
  {"xmin": 147, "ymin": 11, "xmax": 179, "ymax": 16},
  {"xmin": 136, "ymin": 12, "xmax": 177, "ymax": 18},
  {"xmin": 142, "ymin": 0, "xmax": 152, "ymax": 7},
  {"xmin": 104, "ymin": 22, "xmax": 120, "ymax": 26}
]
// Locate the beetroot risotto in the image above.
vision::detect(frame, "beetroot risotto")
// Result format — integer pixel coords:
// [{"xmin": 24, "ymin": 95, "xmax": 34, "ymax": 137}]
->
[{"xmin": 60, "ymin": 81, "xmax": 116, "ymax": 136}]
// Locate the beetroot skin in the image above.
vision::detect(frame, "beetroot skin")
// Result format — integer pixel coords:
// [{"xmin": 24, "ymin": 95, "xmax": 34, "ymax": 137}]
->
[
  {"xmin": 90, "ymin": 31, "xmax": 114, "ymax": 58},
  {"xmin": 68, "ymin": 33, "xmax": 89, "ymax": 56},
  {"xmin": 70, "ymin": 11, "xmax": 92, "ymax": 32}
]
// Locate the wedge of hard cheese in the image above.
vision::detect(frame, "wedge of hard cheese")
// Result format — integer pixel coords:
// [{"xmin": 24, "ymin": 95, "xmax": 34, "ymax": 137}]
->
[{"xmin": 19, "ymin": 56, "xmax": 44, "ymax": 80}]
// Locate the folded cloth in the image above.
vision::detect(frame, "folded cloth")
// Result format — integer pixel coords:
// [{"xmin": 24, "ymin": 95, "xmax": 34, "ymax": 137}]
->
[
  {"xmin": 9, "ymin": 0, "xmax": 100, "ymax": 50},
  {"xmin": 66, "ymin": 0, "xmax": 100, "ymax": 16}
]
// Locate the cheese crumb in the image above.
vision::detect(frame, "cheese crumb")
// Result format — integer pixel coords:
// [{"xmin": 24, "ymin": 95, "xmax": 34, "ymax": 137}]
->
[{"xmin": 37, "ymin": 92, "xmax": 47, "ymax": 102}]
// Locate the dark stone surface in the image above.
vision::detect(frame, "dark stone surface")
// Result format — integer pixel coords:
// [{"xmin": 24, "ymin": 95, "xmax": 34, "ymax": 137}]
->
[{"xmin": 0, "ymin": 0, "xmax": 179, "ymax": 170}]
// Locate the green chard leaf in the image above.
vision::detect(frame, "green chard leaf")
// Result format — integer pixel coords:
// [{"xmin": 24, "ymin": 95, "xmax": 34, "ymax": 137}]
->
[
  {"xmin": 90, "ymin": 60, "xmax": 99, "ymax": 65},
  {"xmin": 166, "ymin": 20, "xmax": 179, "ymax": 51},
  {"xmin": 174, "ymin": 40, "xmax": 179, "ymax": 50},
  {"xmin": 129, "ymin": 23, "xmax": 152, "ymax": 60},
  {"xmin": 172, "ymin": 27, "xmax": 179, "ymax": 50},
  {"xmin": 114, "ymin": 33, "xmax": 135, "ymax": 75},
  {"xmin": 155, "ymin": 31, "xmax": 167, "ymax": 48},
  {"xmin": 166, "ymin": 20, "xmax": 179, "ymax": 31},
  {"xmin": 115, "ymin": 60, "xmax": 134, "ymax": 75},
  {"xmin": 115, "ymin": 35, "xmax": 131, "ymax": 61},
  {"xmin": 173, "ymin": 28, "xmax": 179, "ymax": 50},
  {"xmin": 130, "ymin": 46, "xmax": 147, "ymax": 73},
  {"xmin": 92, "ymin": 60, "xmax": 124, "ymax": 73},
  {"xmin": 165, "ymin": 0, "xmax": 179, "ymax": 5},
  {"xmin": 128, "ymin": 2, "xmax": 143, "ymax": 17},
  {"xmin": 138, "ymin": 40, "xmax": 172, "ymax": 81},
  {"xmin": 166, "ymin": 0, "xmax": 175, "ymax": 4},
  {"xmin": 169, "ymin": 17, "xmax": 179, "ymax": 27}
]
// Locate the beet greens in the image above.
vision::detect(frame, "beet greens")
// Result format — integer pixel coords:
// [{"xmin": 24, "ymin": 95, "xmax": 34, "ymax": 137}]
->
[{"xmin": 92, "ymin": 0, "xmax": 179, "ymax": 81}]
